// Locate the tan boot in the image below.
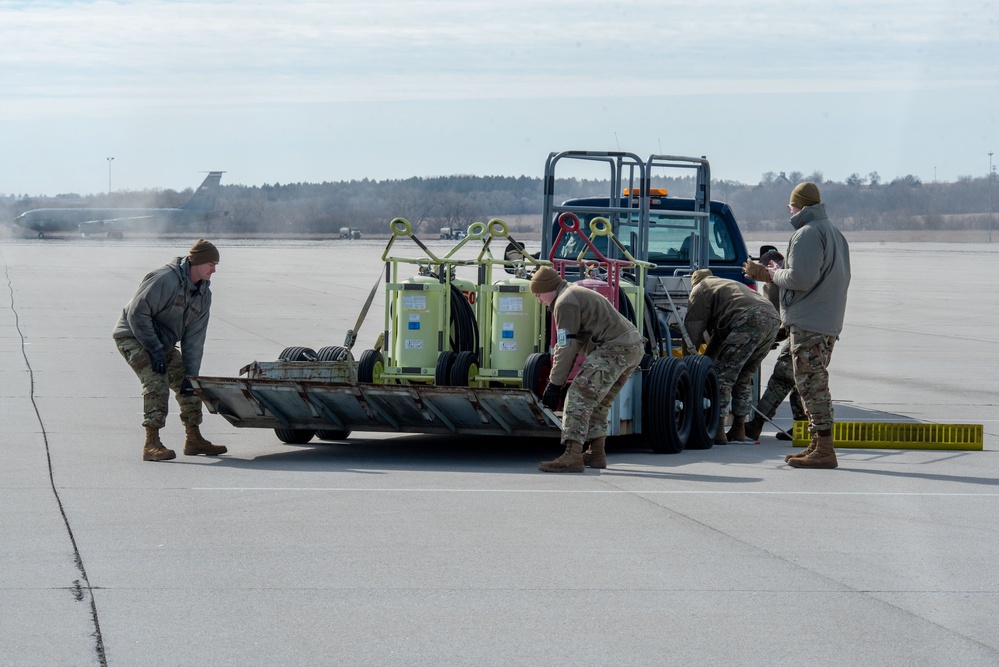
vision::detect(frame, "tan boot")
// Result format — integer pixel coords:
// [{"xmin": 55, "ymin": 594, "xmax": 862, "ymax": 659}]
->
[
  {"xmin": 744, "ymin": 415, "xmax": 765, "ymax": 440},
  {"xmin": 539, "ymin": 441, "xmax": 585, "ymax": 473},
  {"xmin": 788, "ymin": 434, "xmax": 838, "ymax": 469},
  {"xmin": 726, "ymin": 415, "xmax": 747, "ymax": 442},
  {"xmin": 143, "ymin": 426, "xmax": 176, "ymax": 462},
  {"xmin": 184, "ymin": 424, "xmax": 228, "ymax": 456},
  {"xmin": 785, "ymin": 432, "xmax": 817, "ymax": 463},
  {"xmin": 582, "ymin": 436, "xmax": 606, "ymax": 469}
]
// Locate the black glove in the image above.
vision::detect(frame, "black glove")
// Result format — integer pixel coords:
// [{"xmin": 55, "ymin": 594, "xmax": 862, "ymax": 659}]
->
[
  {"xmin": 541, "ymin": 383, "xmax": 563, "ymax": 411},
  {"xmin": 149, "ymin": 348, "xmax": 167, "ymax": 374},
  {"xmin": 180, "ymin": 378, "xmax": 196, "ymax": 397}
]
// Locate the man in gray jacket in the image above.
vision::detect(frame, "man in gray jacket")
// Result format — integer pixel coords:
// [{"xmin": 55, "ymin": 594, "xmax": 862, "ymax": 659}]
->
[
  {"xmin": 744, "ymin": 182, "xmax": 851, "ymax": 468},
  {"xmin": 113, "ymin": 240, "xmax": 226, "ymax": 461}
]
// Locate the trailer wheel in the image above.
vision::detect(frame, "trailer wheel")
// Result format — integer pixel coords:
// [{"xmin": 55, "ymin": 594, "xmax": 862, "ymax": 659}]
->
[
  {"xmin": 357, "ymin": 349, "xmax": 385, "ymax": 384},
  {"xmin": 317, "ymin": 345, "xmax": 349, "ymax": 362},
  {"xmin": 522, "ymin": 352, "xmax": 552, "ymax": 398},
  {"xmin": 642, "ymin": 357, "xmax": 692, "ymax": 454},
  {"xmin": 314, "ymin": 344, "xmax": 353, "ymax": 440},
  {"xmin": 435, "ymin": 351, "xmax": 457, "ymax": 385},
  {"xmin": 278, "ymin": 346, "xmax": 318, "ymax": 362},
  {"xmin": 683, "ymin": 355, "xmax": 720, "ymax": 450},
  {"xmin": 449, "ymin": 350, "xmax": 479, "ymax": 387},
  {"xmin": 275, "ymin": 428, "xmax": 317, "ymax": 444}
]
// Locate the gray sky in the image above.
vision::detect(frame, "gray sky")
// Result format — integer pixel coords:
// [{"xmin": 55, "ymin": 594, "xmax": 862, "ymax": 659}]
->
[{"xmin": 1, "ymin": 0, "xmax": 997, "ymax": 196}]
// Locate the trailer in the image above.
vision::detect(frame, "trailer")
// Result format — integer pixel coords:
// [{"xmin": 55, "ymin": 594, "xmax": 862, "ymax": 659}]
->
[{"xmin": 192, "ymin": 152, "xmax": 723, "ymax": 455}]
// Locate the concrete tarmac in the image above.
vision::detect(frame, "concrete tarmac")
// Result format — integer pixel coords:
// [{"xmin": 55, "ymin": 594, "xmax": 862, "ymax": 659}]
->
[{"xmin": 1, "ymin": 237, "xmax": 998, "ymax": 666}]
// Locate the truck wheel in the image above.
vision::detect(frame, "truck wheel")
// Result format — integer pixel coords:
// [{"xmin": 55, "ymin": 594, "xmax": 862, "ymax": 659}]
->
[
  {"xmin": 357, "ymin": 349, "xmax": 384, "ymax": 384},
  {"xmin": 275, "ymin": 428, "xmax": 316, "ymax": 444},
  {"xmin": 449, "ymin": 351, "xmax": 479, "ymax": 387},
  {"xmin": 435, "ymin": 351, "xmax": 457, "ymax": 385},
  {"xmin": 522, "ymin": 352, "xmax": 552, "ymax": 398},
  {"xmin": 278, "ymin": 346, "xmax": 318, "ymax": 362},
  {"xmin": 643, "ymin": 357, "xmax": 692, "ymax": 453},
  {"xmin": 683, "ymin": 355, "xmax": 719, "ymax": 450}
]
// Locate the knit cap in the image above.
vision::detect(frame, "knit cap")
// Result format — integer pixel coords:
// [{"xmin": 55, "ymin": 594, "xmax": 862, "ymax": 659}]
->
[
  {"xmin": 691, "ymin": 269, "xmax": 713, "ymax": 286},
  {"xmin": 790, "ymin": 182, "xmax": 821, "ymax": 208},
  {"xmin": 530, "ymin": 266, "xmax": 564, "ymax": 294},
  {"xmin": 188, "ymin": 239, "xmax": 220, "ymax": 266}
]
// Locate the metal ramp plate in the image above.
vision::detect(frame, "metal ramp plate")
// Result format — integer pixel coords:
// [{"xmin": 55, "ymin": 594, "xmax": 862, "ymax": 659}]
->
[{"xmin": 191, "ymin": 376, "xmax": 562, "ymax": 438}]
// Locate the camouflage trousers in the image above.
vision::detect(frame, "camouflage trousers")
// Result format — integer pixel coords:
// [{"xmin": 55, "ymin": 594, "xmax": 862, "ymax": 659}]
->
[
  {"xmin": 115, "ymin": 336, "xmax": 203, "ymax": 429},
  {"xmin": 561, "ymin": 341, "xmax": 644, "ymax": 445},
  {"xmin": 756, "ymin": 340, "xmax": 806, "ymax": 421},
  {"xmin": 711, "ymin": 307, "xmax": 780, "ymax": 418},
  {"xmin": 789, "ymin": 325, "xmax": 838, "ymax": 432}
]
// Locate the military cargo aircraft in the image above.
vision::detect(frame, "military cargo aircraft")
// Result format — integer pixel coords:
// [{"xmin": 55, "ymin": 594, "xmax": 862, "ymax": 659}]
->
[{"xmin": 11, "ymin": 171, "xmax": 227, "ymax": 238}]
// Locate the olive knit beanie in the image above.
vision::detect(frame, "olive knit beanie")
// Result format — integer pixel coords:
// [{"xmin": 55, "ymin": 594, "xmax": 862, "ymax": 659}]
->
[
  {"xmin": 188, "ymin": 239, "xmax": 220, "ymax": 266},
  {"xmin": 691, "ymin": 269, "xmax": 713, "ymax": 286},
  {"xmin": 530, "ymin": 266, "xmax": 564, "ymax": 294},
  {"xmin": 790, "ymin": 182, "xmax": 821, "ymax": 208}
]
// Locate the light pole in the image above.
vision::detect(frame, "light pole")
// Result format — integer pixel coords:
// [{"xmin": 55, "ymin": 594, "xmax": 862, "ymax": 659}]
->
[
  {"xmin": 107, "ymin": 156, "xmax": 114, "ymax": 194},
  {"xmin": 989, "ymin": 152, "xmax": 994, "ymax": 244}
]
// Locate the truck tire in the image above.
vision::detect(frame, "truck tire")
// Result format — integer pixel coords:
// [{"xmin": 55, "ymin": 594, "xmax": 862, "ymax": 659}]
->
[
  {"xmin": 683, "ymin": 355, "xmax": 719, "ymax": 450},
  {"xmin": 642, "ymin": 357, "xmax": 692, "ymax": 454}
]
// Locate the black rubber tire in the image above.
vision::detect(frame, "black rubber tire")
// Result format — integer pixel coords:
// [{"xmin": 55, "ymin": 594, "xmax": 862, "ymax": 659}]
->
[
  {"xmin": 316, "ymin": 345, "xmax": 349, "ymax": 362},
  {"xmin": 357, "ymin": 349, "xmax": 384, "ymax": 384},
  {"xmin": 449, "ymin": 350, "xmax": 479, "ymax": 387},
  {"xmin": 316, "ymin": 428, "xmax": 351, "ymax": 442},
  {"xmin": 683, "ymin": 355, "xmax": 720, "ymax": 450},
  {"xmin": 642, "ymin": 357, "xmax": 692, "ymax": 454},
  {"xmin": 278, "ymin": 346, "xmax": 317, "ymax": 362},
  {"xmin": 435, "ymin": 350, "xmax": 457, "ymax": 386},
  {"xmin": 522, "ymin": 352, "xmax": 552, "ymax": 398},
  {"xmin": 275, "ymin": 427, "xmax": 316, "ymax": 444}
]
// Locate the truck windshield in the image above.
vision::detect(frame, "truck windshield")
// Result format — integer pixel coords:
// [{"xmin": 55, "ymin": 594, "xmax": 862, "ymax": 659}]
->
[{"xmin": 552, "ymin": 212, "xmax": 738, "ymax": 264}]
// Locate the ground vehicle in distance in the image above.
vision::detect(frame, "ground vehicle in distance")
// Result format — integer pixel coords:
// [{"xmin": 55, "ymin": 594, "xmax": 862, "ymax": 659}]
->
[
  {"xmin": 339, "ymin": 227, "xmax": 362, "ymax": 239},
  {"xmin": 439, "ymin": 227, "xmax": 466, "ymax": 240}
]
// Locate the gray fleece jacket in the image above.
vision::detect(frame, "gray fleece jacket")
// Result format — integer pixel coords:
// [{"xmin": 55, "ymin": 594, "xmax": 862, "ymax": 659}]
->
[
  {"xmin": 112, "ymin": 256, "xmax": 212, "ymax": 377},
  {"xmin": 771, "ymin": 203, "xmax": 851, "ymax": 337}
]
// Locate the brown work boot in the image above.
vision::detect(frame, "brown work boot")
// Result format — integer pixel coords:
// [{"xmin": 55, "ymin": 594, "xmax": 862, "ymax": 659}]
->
[
  {"xmin": 788, "ymin": 435, "xmax": 838, "ymax": 469},
  {"xmin": 785, "ymin": 432, "xmax": 816, "ymax": 462},
  {"xmin": 142, "ymin": 426, "xmax": 176, "ymax": 462},
  {"xmin": 726, "ymin": 415, "xmax": 747, "ymax": 442},
  {"xmin": 744, "ymin": 415, "xmax": 765, "ymax": 440},
  {"xmin": 183, "ymin": 424, "xmax": 228, "ymax": 456},
  {"xmin": 539, "ymin": 441, "xmax": 585, "ymax": 473},
  {"xmin": 582, "ymin": 436, "xmax": 606, "ymax": 469}
]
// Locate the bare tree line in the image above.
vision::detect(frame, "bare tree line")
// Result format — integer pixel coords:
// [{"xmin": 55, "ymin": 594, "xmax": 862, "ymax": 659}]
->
[{"xmin": 4, "ymin": 171, "xmax": 997, "ymax": 236}]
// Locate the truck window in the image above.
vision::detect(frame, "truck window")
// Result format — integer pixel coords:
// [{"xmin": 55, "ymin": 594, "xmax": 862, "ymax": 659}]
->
[{"xmin": 551, "ymin": 211, "xmax": 737, "ymax": 264}]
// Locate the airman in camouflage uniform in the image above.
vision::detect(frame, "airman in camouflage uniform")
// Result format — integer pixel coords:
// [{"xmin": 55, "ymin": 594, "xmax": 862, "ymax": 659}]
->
[
  {"xmin": 745, "ymin": 250, "xmax": 806, "ymax": 441},
  {"xmin": 684, "ymin": 269, "xmax": 780, "ymax": 444},
  {"xmin": 744, "ymin": 182, "xmax": 851, "ymax": 468},
  {"xmin": 530, "ymin": 266, "xmax": 645, "ymax": 473},
  {"xmin": 113, "ymin": 240, "xmax": 227, "ymax": 461}
]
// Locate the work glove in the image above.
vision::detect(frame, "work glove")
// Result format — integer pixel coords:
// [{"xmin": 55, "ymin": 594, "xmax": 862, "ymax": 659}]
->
[
  {"xmin": 742, "ymin": 259, "xmax": 772, "ymax": 283},
  {"xmin": 148, "ymin": 348, "xmax": 167, "ymax": 374},
  {"xmin": 541, "ymin": 382, "xmax": 563, "ymax": 411},
  {"xmin": 180, "ymin": 378, "xmax": 196, "ymax": 397}
]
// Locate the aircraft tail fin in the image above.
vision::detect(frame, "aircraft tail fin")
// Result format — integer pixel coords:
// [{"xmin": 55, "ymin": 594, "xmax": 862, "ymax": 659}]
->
[{"xmin": 180, "ymin": 171, "xmax": 224, "ymax": 212}]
